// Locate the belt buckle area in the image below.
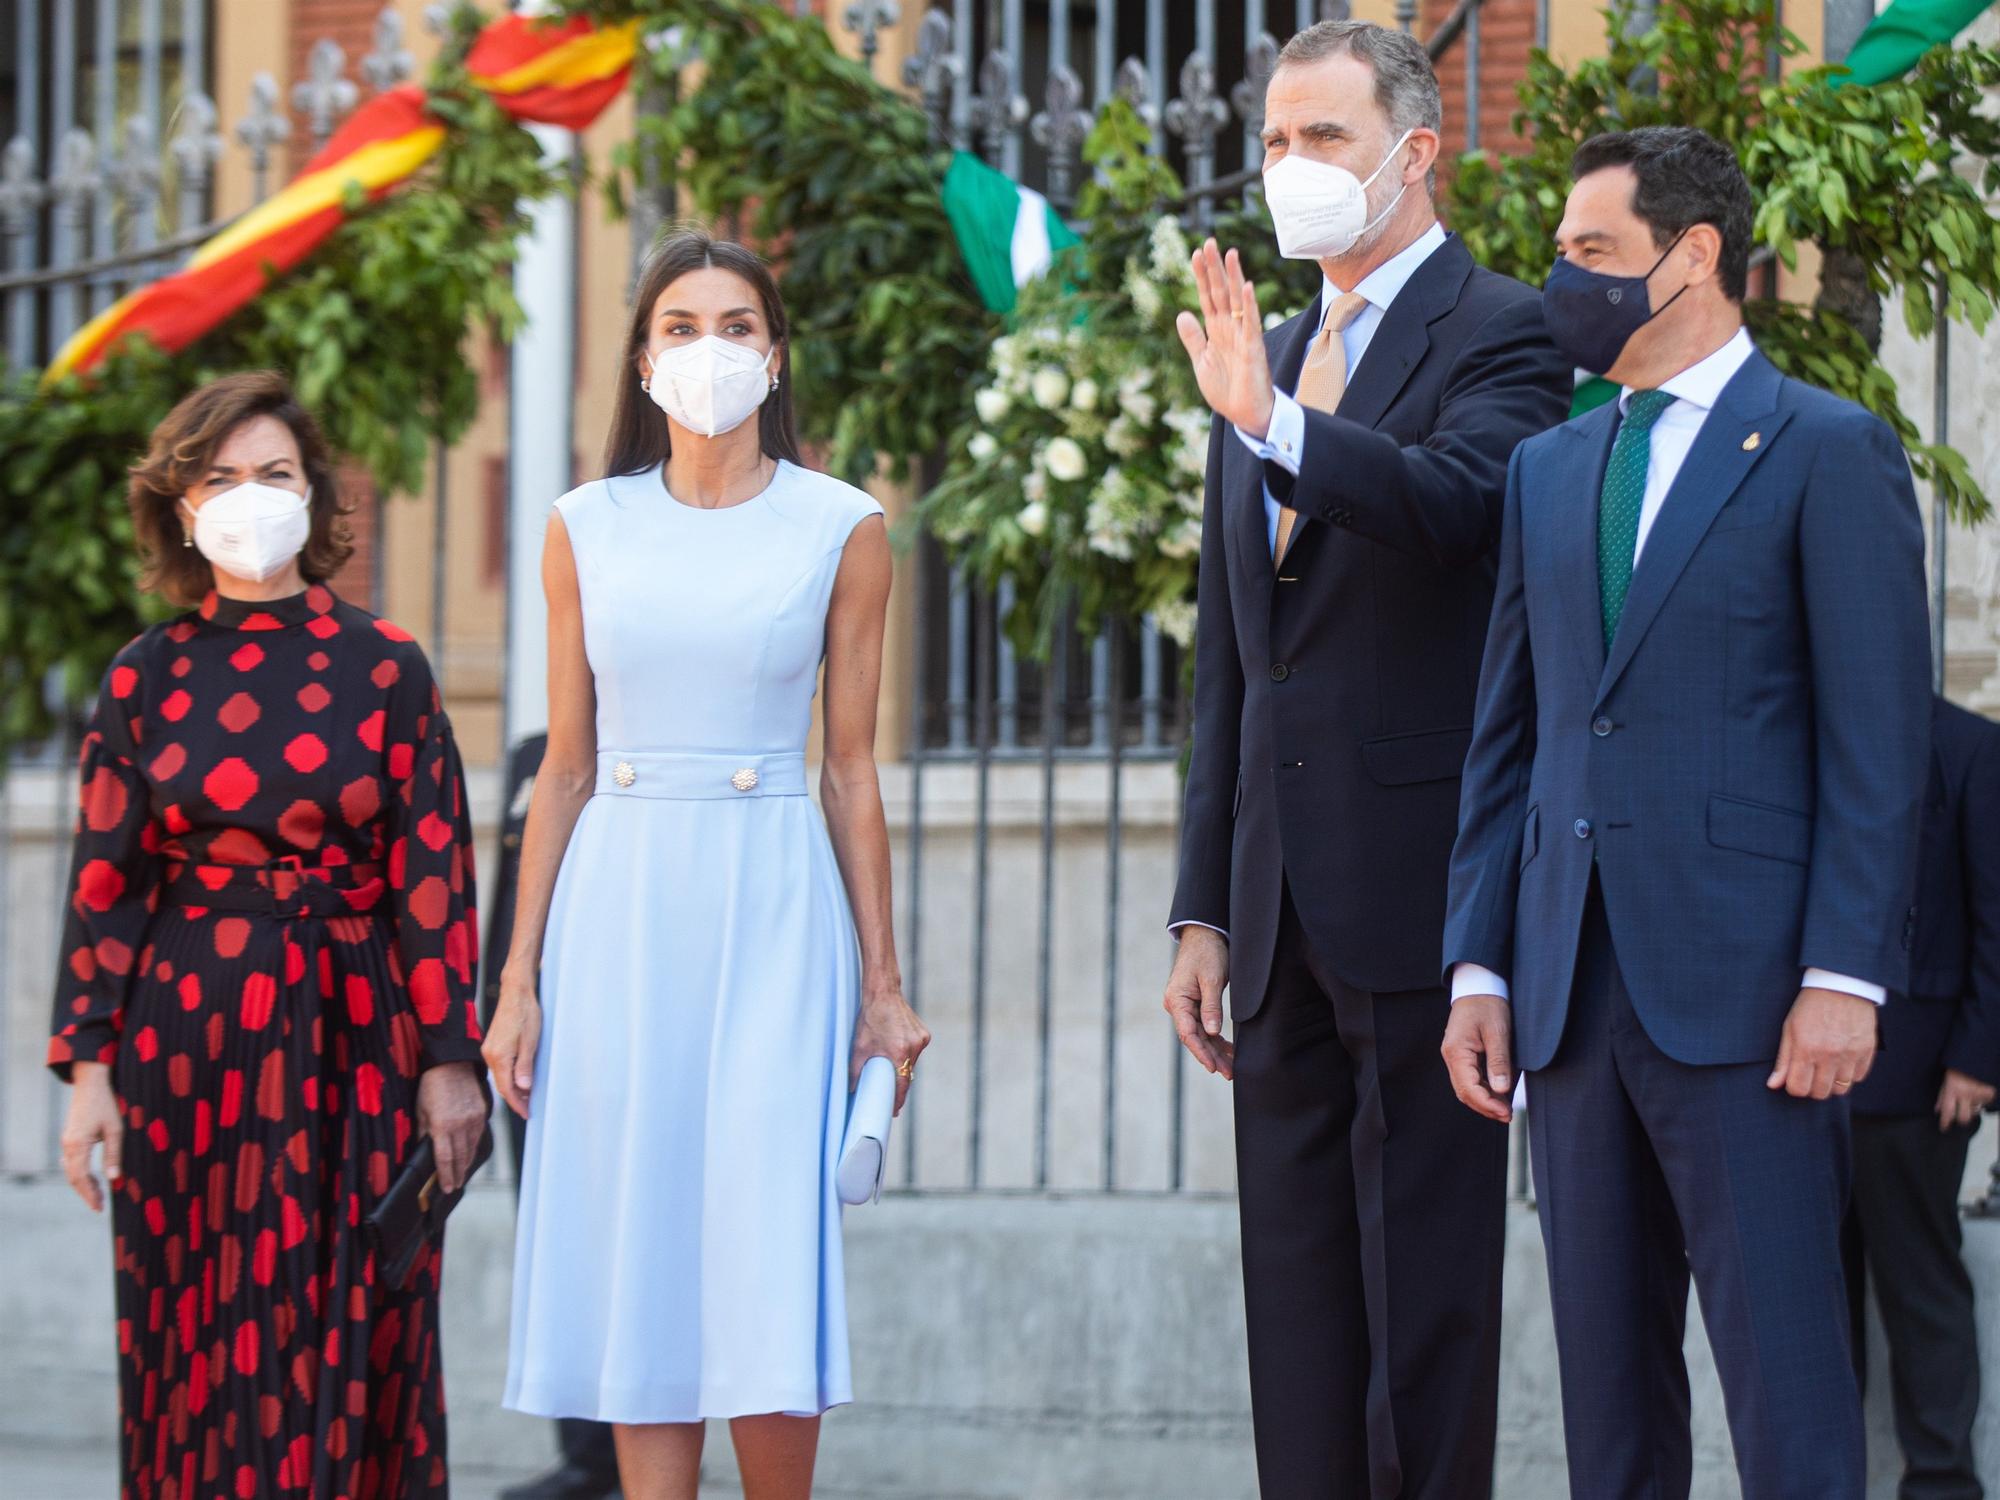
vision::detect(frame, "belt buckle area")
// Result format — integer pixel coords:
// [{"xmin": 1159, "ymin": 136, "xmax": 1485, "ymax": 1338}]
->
[{"xmin": 264, "ymin": 854, "xmax": 311, "ymax": 917}]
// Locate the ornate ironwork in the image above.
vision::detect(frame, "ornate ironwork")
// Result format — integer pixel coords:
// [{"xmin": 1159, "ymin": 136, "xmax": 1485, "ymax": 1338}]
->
[
  {"xmin": 843, "ymin": 0, "xmax": 901, "ymax": 68},
  {"xmin": 362, "ymin": 7, "xmax": 416, "ymax": 93},
  {"xmin": 1396, "ymin": 0, "xmax": 1420, "ymax": 33},
  {"xmin": 236, "ymin": 72, "xmax": 292, "ymax": 199},
  {"xmin": 0, "ymin": 137, "xmax": 45, "ymax": 236},
  {"xmin": 1164, "ymin": 54, "xmax": 1230, "ymax": 160},
  {"xmin": 170, "ymin": 92, "xmax": 223, "ymax": 186},
  {"xmin": 293, "ymin": 38, "xmax": 360, "ymax": 151},
  {"xmin": 902, "ymin": 9, "xmax": 962, "ymax": 146},
  {"xmin": 49, "ymin": 130, "xmax": 102, "ymax": 228},
  {"xmin": 971, "ymin": 50, "xmax": 1028, "ymax": 162},
  {"xmin": 1115, "ymin": 57, "xmax": 1158, "ymax": 130},
  {"xmin": 1232, "ymin": 32, "xmax": 1280, "ymax": 140},
  {"xmin": 1031, "ymin": 65, "xmax": 1092, "ymax": 207},
  {"xmin": 111, "ymin": 116, "xmax": 163, "ymax": 213}
]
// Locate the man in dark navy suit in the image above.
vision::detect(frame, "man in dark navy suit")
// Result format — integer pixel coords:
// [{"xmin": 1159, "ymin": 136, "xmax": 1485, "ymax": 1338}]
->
[
  {"xmin": 1846, "ymin": 696, "xmax": 2000, "ymax": 1500},
  {"xmin": 1442, "ymin": 127, "xmax": 1932, "ymax": 1499},
  {"xmin": 1161, "ymin": 19, "xmax": 1568, "ymax": 1498}
]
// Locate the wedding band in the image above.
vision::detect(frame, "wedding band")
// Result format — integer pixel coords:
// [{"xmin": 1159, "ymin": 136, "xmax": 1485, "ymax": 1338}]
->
[
  {"xmin": 896, "ymin": 1058, "xmax": 914, "ymax": 1079},
  {"xmin": 1834, "ymin": 1079, "xmax": 1853, "ymax": 1090}
]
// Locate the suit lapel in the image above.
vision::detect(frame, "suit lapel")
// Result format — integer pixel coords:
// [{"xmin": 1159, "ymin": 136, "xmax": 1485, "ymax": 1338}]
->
[
  {"xmin": 1552, "ymin": 411, "xmax": 1618, "ymax": 684},
  {"xmin": 1337, "ymin": 235, "xmax": 1472, "ymax": 430},
  {"xmin": 1597, "ymin": 351, "xmax": 1788, "ymax": 699}
]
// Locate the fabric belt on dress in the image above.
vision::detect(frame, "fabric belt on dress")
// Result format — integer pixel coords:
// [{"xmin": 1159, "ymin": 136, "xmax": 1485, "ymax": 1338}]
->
[
  {"xmin": 593, "ymin": 749, "xmax": 808, "ymax": 800},
  {"xmin": 162, "ymin": 856, "xmax": 386, "ymax": 918}
]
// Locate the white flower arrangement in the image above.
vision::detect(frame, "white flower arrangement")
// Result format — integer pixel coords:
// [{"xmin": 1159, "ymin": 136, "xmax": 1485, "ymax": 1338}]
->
[{"xmin": 924, "ymin": 210, "xmax": 1227, "ymax": 653}]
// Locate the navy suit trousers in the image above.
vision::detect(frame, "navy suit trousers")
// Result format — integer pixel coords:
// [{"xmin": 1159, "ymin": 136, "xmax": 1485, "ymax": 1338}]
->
[{"xmin": 1530, "ymin": 877, "xmax": 1863, "ymax": 1500}]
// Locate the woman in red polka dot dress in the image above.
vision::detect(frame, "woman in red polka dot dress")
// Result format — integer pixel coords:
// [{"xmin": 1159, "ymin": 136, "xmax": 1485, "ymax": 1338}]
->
[{"xmin": 48, "ymin": 371, "xmax": 489, "ymax": 1500}]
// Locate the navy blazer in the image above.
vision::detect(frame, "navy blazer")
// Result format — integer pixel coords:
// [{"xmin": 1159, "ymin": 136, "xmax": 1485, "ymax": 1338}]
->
[
  {"xmin": 1852, "ymin": 697, "xmax": 2000, "ymax": 1115},
  {"xmin": 1444, "ymin": 346, "xmax": 1932, "ymax": 1070},
  {"xmin": 1169, "ymin": 234, "xmax": 1570, "ymax": 1016}
]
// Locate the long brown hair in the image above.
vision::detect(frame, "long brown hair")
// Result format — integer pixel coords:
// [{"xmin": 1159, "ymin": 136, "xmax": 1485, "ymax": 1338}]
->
[
  {"xmin": 128, "ymin": 371, "xmax": 350, "ymax": 607},
  {"xmin": 601, "ymin": 227, "xmax": 804, "ymax": 478}
]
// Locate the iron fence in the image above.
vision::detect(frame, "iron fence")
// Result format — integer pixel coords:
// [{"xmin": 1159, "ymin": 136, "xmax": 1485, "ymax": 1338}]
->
[{"xmin": 2, "ymin": 0, "xmax": 1547, "ymax": 1199}]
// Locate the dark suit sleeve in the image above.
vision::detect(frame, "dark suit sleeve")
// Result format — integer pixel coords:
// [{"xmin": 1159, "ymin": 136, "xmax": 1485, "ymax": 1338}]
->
[
  {"xmin": 1943, "ymin": 721, "xmax": 2000, "ymax": 1086},
  {"xmin": 1441, "ymin": 443, "xmax": 1539, "ymax": 982},
  {"xmin": 1795, "ymin": 414, "xmax": 1931, "ymax": 991},
  {"xmin": 1270, "ymin": 296, "xmax": 1571, "ymax": 568},
  {"xmin": 1168, "ymin": 416, "xmax": 1245, "ymax": 934}
]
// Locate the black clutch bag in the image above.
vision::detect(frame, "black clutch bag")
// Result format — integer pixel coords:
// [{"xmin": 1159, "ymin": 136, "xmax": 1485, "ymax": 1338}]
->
[{"xmin": 364, "ymin": 1128, "xmax": 494, "ymax": 1290}]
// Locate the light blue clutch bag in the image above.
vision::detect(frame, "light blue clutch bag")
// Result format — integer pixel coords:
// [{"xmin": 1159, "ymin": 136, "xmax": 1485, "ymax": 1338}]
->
[{"xmin": 838, "ymin": 1056, "xmax": 896, "ymax": 1205}]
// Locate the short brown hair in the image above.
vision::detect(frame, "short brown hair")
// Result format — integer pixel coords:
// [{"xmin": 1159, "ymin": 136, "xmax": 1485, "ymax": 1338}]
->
[
  {"xmin": 1276, "ymin": 20, "xmax": 1442, "ymax": 193},
  {"xmin": 129, "ymin": 371, "xmax": 351, "ymax": 607}
]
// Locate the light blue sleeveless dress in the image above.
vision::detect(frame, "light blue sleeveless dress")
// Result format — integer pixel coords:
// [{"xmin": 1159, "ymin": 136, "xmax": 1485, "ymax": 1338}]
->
[{"xmin": 505, "ymin": 459, "xmax": 882, "ymax": 1423}]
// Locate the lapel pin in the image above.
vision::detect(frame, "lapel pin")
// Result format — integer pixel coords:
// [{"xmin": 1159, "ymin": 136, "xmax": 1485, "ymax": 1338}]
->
[{"xmin": 1742, "ymin": 431, "xmax": 1761, "ymax": 451}]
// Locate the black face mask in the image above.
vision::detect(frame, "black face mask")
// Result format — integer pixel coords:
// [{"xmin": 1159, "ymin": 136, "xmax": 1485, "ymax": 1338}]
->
[{"xmin": 1541, "ymin": 231, "xmax": 1690, "ymax": 376}]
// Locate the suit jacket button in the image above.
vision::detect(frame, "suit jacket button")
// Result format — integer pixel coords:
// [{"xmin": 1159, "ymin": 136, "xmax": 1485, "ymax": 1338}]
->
[
  {"xmin": 1592, "ymin": 717, "xmax": 1614, "ymax": 737},
  {"xmin": 1573, "ymin": 818, "xmax": 1593, "ymax": 839},
  {"xmin": 1270, "ymin": 663, "xmax": 1290, "ymax": 682}
]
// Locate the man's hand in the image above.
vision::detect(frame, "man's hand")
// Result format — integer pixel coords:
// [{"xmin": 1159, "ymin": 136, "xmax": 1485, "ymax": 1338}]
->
[
  {"xmin": 1176, "ymin": 239, "xmax": 1278, "ymax": 439},
  {"xmin": 1164, "ymin": 926, "xmax": 1234, "ymax": 1079},
  {"xmin": 1767, "ymin": 987, "xmax": 1878, "ymax": 1100},
  {"xmin": 1937, "ymin": 1068, "xmax": 1996, "ymax": 1131},
  {"xmin": 1441, "ymin": 994, "xmax": 1515, "ymax": 1122}
]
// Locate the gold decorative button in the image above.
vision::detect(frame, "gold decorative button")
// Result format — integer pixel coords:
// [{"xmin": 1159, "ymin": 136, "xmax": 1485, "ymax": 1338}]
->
[
  {"xmin": 1742, "ymin": 431, "xmax": 1761, "ymax": 452},
  {"xmin": 613, "ymin": 761, "xmax": 636, "ymax": 788},
  {"xmin": 731, "ymin": 767, "xmax": 759, "ymax": 792}
]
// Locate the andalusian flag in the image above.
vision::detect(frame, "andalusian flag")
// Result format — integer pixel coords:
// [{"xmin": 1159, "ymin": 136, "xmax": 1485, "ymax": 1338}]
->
[
  {"xmin": 45, "ymin": 14, "xmax": 638, "ymax": 382},
  {"xmin": 1839, "ymin": 0, "xmax": 1997, "ymax": 85},
  {"xmin": 941, "ymin": 150, "xmax": 1080, "ymax": 314}
]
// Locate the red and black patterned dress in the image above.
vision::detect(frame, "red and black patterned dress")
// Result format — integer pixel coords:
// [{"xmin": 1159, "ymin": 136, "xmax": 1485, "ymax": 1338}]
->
[{"xmin": 47, "ymin": 583, "xmax": 483, "ymax": 1500}]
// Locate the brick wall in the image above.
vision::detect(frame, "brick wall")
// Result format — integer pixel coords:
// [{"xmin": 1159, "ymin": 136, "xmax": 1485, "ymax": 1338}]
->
[{"xmin": 1427, "ymin": 0, "xmax": 1539, "ymax": 162}]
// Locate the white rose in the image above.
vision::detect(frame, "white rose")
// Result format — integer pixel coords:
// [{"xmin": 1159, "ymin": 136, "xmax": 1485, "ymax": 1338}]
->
[
  {"xmin": 1019, "ymin": 500, "xmax": 1049, "ymax": 537},
  {"xmin": 1024, "ymin": 468, "xmax": 1048, "ymax": 503},
  {"xmin": 974, "ymin": 387, "xmax": 1011, "ymax": 424},
  {"xmin": 1159, "ymin": 520, "xmax": 1201, "ymax": 560},
  {"xmin": 1044, "ymin": 436, "xmax": 1089, "ymax": 483},
  {"xmin": 968, "ymin": 432, "xmax": 998, "ymax": 461},
  {"xmin": 1104, "ymin": 416, "xmax": 1145, "ymax": 458},
  {"xmin": 1031, "ymin": 367, "xmax": 1072, "ymax": 411},
  {"xmin": 1119, "ymin": 389, "xmax": 1158, "ymax": 425},
  {"xmin": 1148, "ymin": 598, "xmax": 1197, "ymax": 648},
  {"xmin": 1071, "ymin": 378, "xmax": 1100, "ymax": 412}
]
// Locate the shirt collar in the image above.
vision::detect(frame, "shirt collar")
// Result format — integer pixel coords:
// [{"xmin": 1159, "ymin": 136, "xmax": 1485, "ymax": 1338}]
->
[
  {"xmin": 1322, "ymin": 220, "xmax": 1448, "ymax": 319},
  {"xmin": 199, "ymin": 584, "xmax": 337, "ymax": 631},
  {"xmin": 1618, "ymin": 325, "xmax": 1755, "ymax": 416}
]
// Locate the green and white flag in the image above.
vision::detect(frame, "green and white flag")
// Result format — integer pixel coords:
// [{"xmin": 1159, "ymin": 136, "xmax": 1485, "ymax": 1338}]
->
[
  {"xmin": 941, "ymin": 150, "xmax": 1081, "ymax": 315},
  {"xmin": 1839, "ymin": 0, "xmax": 1997, "ymax": 85}
]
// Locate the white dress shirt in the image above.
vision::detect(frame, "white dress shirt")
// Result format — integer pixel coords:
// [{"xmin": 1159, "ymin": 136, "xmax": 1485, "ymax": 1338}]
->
[
  {"xmin": 1171, "ymin": 224, "xmax": 1450, "ymax": 946},
  {"xmin": 1236, "ymin": 221, "xmax": 1451, "ymax": 555},
  {"xmin": 1451, "ymin": 326, "xmax": 1885, "ymax": 1007}
]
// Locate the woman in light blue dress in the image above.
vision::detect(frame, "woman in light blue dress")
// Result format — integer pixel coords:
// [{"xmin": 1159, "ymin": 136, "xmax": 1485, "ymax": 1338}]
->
[{"xmin": 483, "ymin": 229, "xmax": 930, "ymax": 1500}]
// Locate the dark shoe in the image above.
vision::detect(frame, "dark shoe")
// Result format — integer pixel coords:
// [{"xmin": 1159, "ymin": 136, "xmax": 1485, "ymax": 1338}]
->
[{"xmin": 498, "ymin": 1462, "xmax": 621, "ymax": 1500}]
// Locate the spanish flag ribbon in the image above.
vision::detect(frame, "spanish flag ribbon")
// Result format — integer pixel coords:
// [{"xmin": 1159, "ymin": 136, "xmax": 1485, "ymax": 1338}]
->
[{"xmin": 44, "ymin": 15, "xmax": 640, "ymax": 383}]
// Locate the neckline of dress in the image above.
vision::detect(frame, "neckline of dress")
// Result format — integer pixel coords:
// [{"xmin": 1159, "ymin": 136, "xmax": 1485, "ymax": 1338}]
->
[
  {"xmin": 650, "ymin": 458, "xmax": 787, "ymax": 514},
  {"xmin": 198, "ymin": 584, "xmax": 337, "ymax": 630}
]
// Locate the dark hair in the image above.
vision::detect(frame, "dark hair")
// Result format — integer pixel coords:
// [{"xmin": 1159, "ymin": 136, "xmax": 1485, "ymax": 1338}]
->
[
  {"xmin": 1276, "ymin": 20, "xmax": 1442, "ymax": 194},
  {"xmin": 1571, "ymin": 126, "xmax": 1755, "ymax": 302},
  {"xmin": 128, "ymin": 370, "xmax": 350, "ymax": 607},
  {"xmin": 601, "ymin": 226, "xmax": 804, "ymax": 478}
]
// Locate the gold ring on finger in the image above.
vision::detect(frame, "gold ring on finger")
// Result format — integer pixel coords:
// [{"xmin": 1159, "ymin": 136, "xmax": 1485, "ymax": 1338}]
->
[{"xmin": 896, "ymin": 1058, "xmax": 914, "ymax": 1079}]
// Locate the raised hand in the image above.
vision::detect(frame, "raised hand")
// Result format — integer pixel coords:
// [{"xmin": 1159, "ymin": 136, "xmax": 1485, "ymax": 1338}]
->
[{"xmin": 1175, "ymin": 239, "xmax": 1278, "ymax": 439}]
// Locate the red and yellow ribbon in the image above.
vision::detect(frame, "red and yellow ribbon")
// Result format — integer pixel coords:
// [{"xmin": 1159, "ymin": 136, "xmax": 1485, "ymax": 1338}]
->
[{"xmin": 45, "ymin": 15, "xmax": 640, "ymax": 383}]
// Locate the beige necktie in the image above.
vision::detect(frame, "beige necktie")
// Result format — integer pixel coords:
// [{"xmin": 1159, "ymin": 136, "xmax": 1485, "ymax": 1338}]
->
[{"xmin": 1275, "ymin": 291, "xmax": 1371, "ymax": 566}]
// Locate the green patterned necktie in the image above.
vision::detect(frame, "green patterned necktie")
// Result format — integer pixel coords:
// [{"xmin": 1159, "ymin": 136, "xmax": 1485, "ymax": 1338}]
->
[{"xmin": 1597, "ymin": 389, "xmax": 1677, "ymax": 648}]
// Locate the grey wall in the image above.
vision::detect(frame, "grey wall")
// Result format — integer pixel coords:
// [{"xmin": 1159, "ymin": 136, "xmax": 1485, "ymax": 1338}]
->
[{"xmin": 8, "ymin": 1172, "xmax": 2000, "ymax": 1498}]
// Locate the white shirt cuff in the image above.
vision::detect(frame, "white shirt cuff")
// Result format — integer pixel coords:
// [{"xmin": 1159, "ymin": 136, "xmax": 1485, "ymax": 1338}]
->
[
  {"xmin": 1169, "ymin": 920, "xmax": 1229, "ymax": 943},
  {"xmin": 1451, "ymin": 963, "xmax": 1511, "ymax": 1004},
  {"xmin": 1803, "ymin": 968, "xmax": 1886, "ymax": 1006},
  {"xmin": 1232, "ymin": 391, "xmax": 1305, "ymax": 476}
]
